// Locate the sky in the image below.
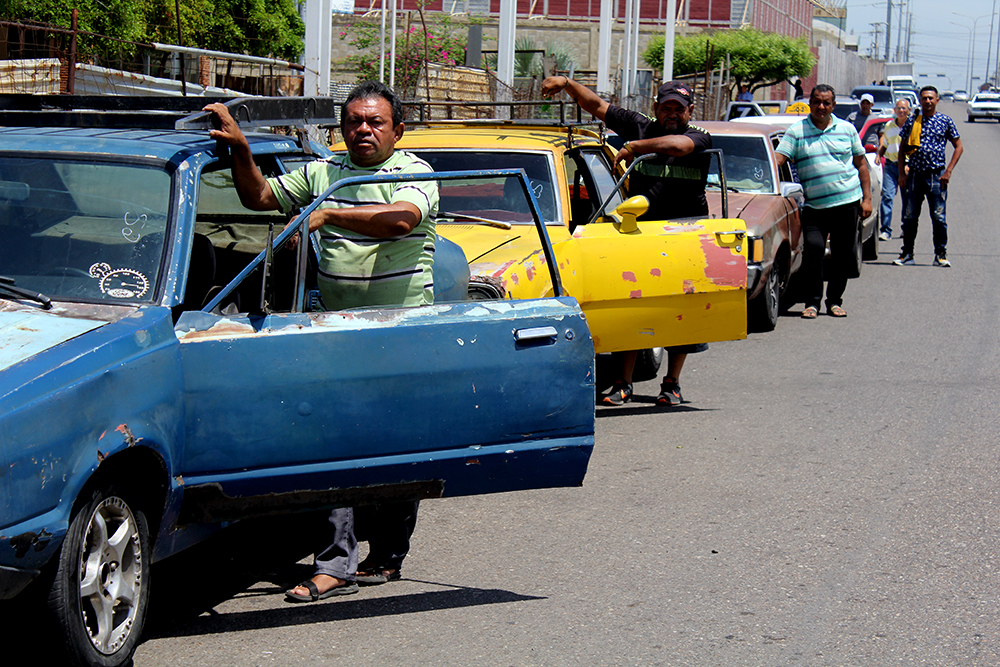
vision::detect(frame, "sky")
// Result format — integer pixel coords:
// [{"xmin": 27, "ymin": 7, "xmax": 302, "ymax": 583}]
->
[{"xmin": 843, "ymin": 0, "xmax": 1000, "ymax": 91}]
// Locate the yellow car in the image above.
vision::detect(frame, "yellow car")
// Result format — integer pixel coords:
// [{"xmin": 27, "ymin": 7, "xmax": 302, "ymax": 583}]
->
[{"xmin": 339, "ymin": 122, "xmax": 749, "ymax": 355}]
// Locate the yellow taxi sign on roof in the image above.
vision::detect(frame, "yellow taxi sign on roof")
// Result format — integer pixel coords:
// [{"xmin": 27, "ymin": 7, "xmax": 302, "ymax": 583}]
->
[{"xmin": 786, "ymin": 101, "xmax": 810, "ymax": 114}]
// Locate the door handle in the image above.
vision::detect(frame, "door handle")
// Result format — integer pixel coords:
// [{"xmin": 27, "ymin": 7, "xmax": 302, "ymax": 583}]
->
[{"xmin": 514, "ymin": 326, "xmax": 558, "ymax": 342}]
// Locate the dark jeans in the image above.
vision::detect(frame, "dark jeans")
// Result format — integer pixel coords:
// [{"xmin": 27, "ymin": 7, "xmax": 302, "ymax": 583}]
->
[
  {"xmin": 355, "ymin": 500, "xmax": 420, "ymax": 571},
  {"xmin": 901, "ymin": 168, "xmax": 948, "ymax": 256},
  {"xmin": 801, "ymin": 202, "xmax": 859, "ymax": 310}
]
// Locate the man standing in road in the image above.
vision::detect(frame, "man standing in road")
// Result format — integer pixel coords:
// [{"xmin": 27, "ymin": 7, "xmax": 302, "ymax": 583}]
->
[
  {"xmin": 775, "ymin": 84, "xmax": 872, "ymax": 319},
  {"xmin": 205, "ymin": 80, "xmax": 436, "ymax": 602},
  {"xmin": 847, "ymin": 93, "xmax": 876, "ymax": 133},
  {"xmin": 877, "ymin": 97, "xmax": 912, "ymax": 241},
  {"xmin": 540, "ymin": 75, "xmax": 711, "ymax": 407},
  {"xmin": 893, "ymin": 86, "xmax": 963, "ymax": 267}
]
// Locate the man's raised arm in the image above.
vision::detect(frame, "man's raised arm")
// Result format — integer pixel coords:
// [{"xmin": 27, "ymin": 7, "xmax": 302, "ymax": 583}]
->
[
  {"xmin": 204, "ymin": 103, "xmax": 280, "ymax": 212},
  {"xmin": 541, "ymin": 76, "xmax": 610, "ymax": 120}
]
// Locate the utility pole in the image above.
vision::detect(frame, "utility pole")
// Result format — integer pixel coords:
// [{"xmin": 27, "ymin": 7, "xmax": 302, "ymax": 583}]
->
[
  {"xmin": 871, "ymin": 22, "xmax": 884, "ymax": 59},
  {"xmin": 895, "ymin": 0, "xmax": 905, "ymax": 62},
  {"xmin": 885, "ymin": 0, "xmax": 893, "ymax": 61}
]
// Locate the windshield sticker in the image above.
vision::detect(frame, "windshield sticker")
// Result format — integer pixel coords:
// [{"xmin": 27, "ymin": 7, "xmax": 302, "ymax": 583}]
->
[
  {"xmin": 89, "ymin": 263, "xmax": 150, "ymax": 299},
  {"xmin": 122, "ymin": 212, "xmax": 147, "ymax": 243}
]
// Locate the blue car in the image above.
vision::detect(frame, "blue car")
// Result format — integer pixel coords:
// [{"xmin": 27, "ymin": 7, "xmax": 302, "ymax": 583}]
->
[{"xmin": 0, "ymin": 98, "xmax": 595, "ymax": 666}]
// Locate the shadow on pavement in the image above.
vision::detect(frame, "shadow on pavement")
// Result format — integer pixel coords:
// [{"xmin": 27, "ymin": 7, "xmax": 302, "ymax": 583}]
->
[{"xmin": 147, "ymin": 586, "xmax": 545, "ymax": 639}]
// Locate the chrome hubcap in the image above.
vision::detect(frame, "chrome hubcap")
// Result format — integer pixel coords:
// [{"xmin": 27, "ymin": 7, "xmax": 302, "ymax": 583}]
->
[{"xmin": 78, "ymin": 497, "xmax": 143, "ymax": 655}]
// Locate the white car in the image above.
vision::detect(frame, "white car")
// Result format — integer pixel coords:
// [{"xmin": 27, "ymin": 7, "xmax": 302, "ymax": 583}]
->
[
  {"xmin": 967, "ymin": 93, "xmax": 1000, "ymax": 121},
  {"xmin": 955, "ymin": 90, "xmax": 970, "ymax": 102}
]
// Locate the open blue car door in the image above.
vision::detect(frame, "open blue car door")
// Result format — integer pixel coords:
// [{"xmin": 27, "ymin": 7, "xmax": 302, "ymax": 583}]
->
[{"xmin": 172, "ymin": 169, "xmax": 596, "ymax": 523}]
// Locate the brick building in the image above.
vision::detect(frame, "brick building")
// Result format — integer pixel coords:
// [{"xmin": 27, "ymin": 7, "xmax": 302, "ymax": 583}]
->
[{"xmin": 350, "ymin": 0, "xmax": 811, "ymax": 38}]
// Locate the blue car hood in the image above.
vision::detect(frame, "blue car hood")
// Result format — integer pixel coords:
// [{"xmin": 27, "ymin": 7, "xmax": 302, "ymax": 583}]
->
[{"xmin": 0, "ymin": 305, "xmax": 111, "ymax": 373}]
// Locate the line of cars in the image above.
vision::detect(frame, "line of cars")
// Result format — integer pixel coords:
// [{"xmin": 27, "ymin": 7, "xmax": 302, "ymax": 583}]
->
[
  {"xmin": 0, "ymin": 96, "xmax": 755, "ymax": 667},
  {"xmin": 0, "ymin": 97, "xmax": 604, "ymax": 667},
  {"xmin": 1, "ymin": 90, "xmax": 895, "ymax": 666}
]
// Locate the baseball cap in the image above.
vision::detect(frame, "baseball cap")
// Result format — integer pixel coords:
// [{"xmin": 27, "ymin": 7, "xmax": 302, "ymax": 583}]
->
[
  {"xmin": 860, "ymin": 93, "xmax": 875, "ymax": 104},
  {"xmin": 657, "ymin": 81, "xmax": 693, "ymax": 105}
]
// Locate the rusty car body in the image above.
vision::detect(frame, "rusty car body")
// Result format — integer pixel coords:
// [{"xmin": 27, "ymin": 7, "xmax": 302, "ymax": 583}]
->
[
  {"xmin": 377, "ymin": 122, "xmax": 750, "ymax": 360},
  {"xmin": 0, "ymin": 97, "xmax": 595, "ymax": 667},
  {"xmin": 699, "ymin": 121, "xmax": 804, "ymax": 331}
]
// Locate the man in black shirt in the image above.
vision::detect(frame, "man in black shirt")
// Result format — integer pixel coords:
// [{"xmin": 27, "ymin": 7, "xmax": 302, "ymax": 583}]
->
[{"xmin": 541, "ymin": 76, "xmax": 712, "ymax": 407}]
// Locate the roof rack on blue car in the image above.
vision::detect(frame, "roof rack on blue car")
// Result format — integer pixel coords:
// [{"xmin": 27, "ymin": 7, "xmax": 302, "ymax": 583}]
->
[{"xmin": 0, "ymin": 95, "xmax": 345, "ymax": 131}]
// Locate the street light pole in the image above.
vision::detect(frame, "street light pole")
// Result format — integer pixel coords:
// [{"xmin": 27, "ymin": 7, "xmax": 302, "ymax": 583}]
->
[
  {"xmin": 987, "ymin": 0, "xmax": 998, "ymax": 86},
  {"xmin": 952, "ymin": 12, "xmax": 991, "ymax": 93}
]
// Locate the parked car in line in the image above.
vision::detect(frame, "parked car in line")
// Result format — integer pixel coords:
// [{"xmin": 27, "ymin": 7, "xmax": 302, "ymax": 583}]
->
[
  {"xmin": 941, "ymin": 91, "xmax": 956, "ymax": 101},
  {"xmin": 0, "ymin": 96, "xmax": 597, "ymax": 667},
  {"xmin": 954, "ymin": 90, "xmax": 970, "ymax": 102},
  {"xmin": 894, "ymin": 89, "xmax": 919, "ymax": 108},
  {"xmin": 859, "ymin": 115, "xmax": 893, "ymax": 155},
  {"xmin": 731, "ymin": 113, "xmax": 881, "ymax": 274},
  {"xmin": 850, "ymin": 85, "xmax": 895, "ymax": 106},
  {"xmin": 698, "ymin": 121, "xmax": 804, "ymax": 331},
  {"xmin": 967, "ymin": 92, "xmax": 1000, "ymax": 121},
  {"xmin": 383, "ymin": 120, "xmax": 749, "ymax": 378}
]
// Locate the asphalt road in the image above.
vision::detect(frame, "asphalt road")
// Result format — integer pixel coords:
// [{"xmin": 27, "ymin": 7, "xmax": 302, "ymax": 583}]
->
[{"xmin": 16, "ymin": 101, "xmax": 1000, "ymax": 666}]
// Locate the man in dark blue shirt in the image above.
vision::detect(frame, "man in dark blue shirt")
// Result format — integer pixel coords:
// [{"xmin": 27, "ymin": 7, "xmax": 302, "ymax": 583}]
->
[{"xmin": 894, "ymin": 86, "xmax": 964, "ymax": 267}]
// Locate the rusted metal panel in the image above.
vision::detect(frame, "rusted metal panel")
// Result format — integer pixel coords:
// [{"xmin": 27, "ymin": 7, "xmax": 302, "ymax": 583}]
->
[{"xmin": 0, "ymin": 58, "xmax": 60, "ymax": 94}]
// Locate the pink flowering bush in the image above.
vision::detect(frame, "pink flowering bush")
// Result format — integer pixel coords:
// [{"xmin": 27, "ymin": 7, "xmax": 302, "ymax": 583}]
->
[{"xmin": 340, "ymin": 13, "xmax": 469, "ymax": 94}]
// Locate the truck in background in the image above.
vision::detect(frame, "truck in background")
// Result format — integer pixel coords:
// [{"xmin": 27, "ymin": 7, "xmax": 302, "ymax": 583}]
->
[{"xmin": 886, "ymin": 62, "xmax": 916, "ymax": 91}]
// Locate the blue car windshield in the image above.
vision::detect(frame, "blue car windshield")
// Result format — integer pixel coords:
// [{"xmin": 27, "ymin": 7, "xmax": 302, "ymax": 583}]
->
[{"xmin": 0, "ymin": 156, "xmax": 170, "ymax": 304}]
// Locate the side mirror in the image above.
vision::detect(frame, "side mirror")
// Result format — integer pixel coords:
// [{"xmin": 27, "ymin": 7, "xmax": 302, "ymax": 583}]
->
[
  {"xmin": 779, "ymin": 182, "xmax": 803, "ymax": 197},
  {"xmin": 779, "ymin": 182, "xmax": 804, "ymax": 205},
  {"xmin": 611, "ymin": 195, "xmax": 649, "ymax": 234}
]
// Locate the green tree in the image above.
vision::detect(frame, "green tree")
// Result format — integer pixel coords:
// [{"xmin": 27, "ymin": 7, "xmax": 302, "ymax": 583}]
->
[
  {"xmin": 643, "ymin": 28, "xmax": 815, "ymax": 95},
  {"xmin": 4, "ymin": 0, "xmax": 304, "ymax": 60}
]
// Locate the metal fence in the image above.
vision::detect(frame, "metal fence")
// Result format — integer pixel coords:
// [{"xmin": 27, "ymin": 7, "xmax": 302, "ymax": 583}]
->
[{"xmin": 0, "ymin": 19, "xmax": 302, "ymax": 96}]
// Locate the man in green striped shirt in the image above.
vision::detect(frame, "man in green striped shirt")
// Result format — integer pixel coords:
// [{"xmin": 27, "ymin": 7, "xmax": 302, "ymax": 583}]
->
[
  {"xmin": 205, "ymin": 81, "xmax": 437, "ymax": 603},
  {"xmin": 205, "ymin": 81, "xmax": 438, "ymax": 311},
  {"xmin": 776, "ymin": 84, "xmax": 872, "ymax": 319}
]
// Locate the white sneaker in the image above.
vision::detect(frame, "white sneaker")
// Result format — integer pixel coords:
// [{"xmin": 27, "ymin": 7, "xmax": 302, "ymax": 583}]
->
[
  {"xmin": 878, "ymin": 232, "xmax": 891, "ymax": 241},
  {"xmin": 933, "ymin": 255, "xmax": 951, "ymax": 267}
]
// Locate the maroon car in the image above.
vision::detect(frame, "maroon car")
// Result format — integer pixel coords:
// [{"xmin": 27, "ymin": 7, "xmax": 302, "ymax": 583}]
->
[{"xmin": 701, "ymin": 121, "xmax": 804, "ymax": 332}]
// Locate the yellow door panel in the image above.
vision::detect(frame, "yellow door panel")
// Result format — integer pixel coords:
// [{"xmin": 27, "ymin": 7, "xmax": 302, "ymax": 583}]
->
[{"xmin": 560, "ymin": 217, "xmax": 748, "ymax": 352}]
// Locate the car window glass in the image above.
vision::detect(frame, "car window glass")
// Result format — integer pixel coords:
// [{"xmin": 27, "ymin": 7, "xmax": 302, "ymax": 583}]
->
[
  {"xmin": 707, "ymin": 136, "xmax": 775, "ymax": 193},
  {"xmin": 833, "ymin": 101, "xmax": 859, "ymax": 120},
  {"xmin": 0, "ymin": 156, "xmax": 170, "ymax": 304},
  {"xmin": 772, "ymin": 135, "xmax": 799, "ymax": 183},
  {"xmin": 198, "ymin": 155, "xmax": 457, "ymax": 314},
  {"xmin": 407, "ymin": 150, "xmax": 558, "ymax": 224},
  {"xmin": 191, "ymin": 157, "xmax": 302, "ymax": 314},
  {"xmin": 564, "ymin": 149, "xmax": 623, "ymax": 226},
  {"xmin": 861, "ymin": 120, "xmax": 886, "ymax": 148}
]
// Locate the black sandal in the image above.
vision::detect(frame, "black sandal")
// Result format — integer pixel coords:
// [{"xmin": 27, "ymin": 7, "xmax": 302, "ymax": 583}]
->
[
  {"xmin": 355, "ymin": 567, "xmax": 401, "ymax": 586},
  {"xmin": 285, "ymin": 579, "xmax": 359, "ymax": 602}
]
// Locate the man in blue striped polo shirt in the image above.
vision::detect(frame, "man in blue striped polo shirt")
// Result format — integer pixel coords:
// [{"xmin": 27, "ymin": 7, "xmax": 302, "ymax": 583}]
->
[{"xmin": 775, "ymin": 84, "xmax": 872, "ymax": 319}]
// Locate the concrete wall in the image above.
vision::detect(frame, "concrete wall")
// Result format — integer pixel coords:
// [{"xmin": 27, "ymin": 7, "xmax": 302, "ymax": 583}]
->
[
  {"xmin": 330, "ymin": 14, "xmax": 687, "ymax": 80},
  {"xmin": 814, "ymin": 41, "xmax": 884, "ymax": 96}
]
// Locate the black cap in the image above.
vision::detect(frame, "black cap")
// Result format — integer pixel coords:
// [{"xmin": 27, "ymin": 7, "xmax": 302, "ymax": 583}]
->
[{"xmin": 657, "ymin": 81, "xmax": 693, "ymax": 105}]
